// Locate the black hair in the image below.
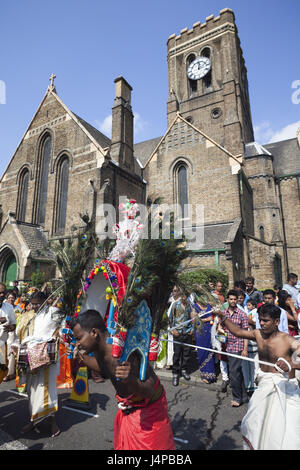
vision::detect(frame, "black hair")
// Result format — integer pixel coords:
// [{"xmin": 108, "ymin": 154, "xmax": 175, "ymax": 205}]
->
[
  {"xmin": 258, "ymin": 303, "xmax": 281, "ymax": 320},
  {"xmin": 234, "ymin": 280, "xmax": 246, "ymax": 291},
  {"xmin": 245, "ymin": 276, "xmax": 255, "ymax": 284},
  {"xmin": 287, "ymin": 273, "xmax": 298, "ymax": 281},
  {"xmin": 277, "ymin": 290, "xmax": 291, "ymax": 309},
  {"xmin": 0, "ymin": 282, "xmax": 7, "ymax": 291},
  {"xmin": 30, "ymin": 291, "xmax": 47, "ymax": 302},
  {"xmin": 70, "ymin": 310, "xmax": 107, "ymax": 334},
  {"xmin": 6, "ymin": 290, "xmax": 16, "ymax": 299},
  {"xmin": 273, "ymin": 284, "xmax": 282, "ymax": 291},
  {"xmin": 236, "ymin": 288, "xmax": 245, "ymax": 299},
  {"xmin": 226, "ymin": 289, "xmax": 238, "ymax": 299},
  {"xmin": 246, "ymin": 298, "xmax": 257, "ymax": 307},
  {"xmin": 263, "ymin": 289, "xmax": 276, "ymax": 298}
]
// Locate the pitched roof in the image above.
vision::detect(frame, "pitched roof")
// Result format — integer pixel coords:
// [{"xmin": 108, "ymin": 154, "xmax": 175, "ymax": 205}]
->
[
  {"xmin": 244, "ymin": 142, "xmax": 272, "ymax": 159},
  {"xmin": 264, "ymin": 138, "xmax": 300, "ymax": 177},
  {"xmin": 186, "ymin": 220, "xmax": 241, "ymax": 251},
  {"xmin": 16, "ymin": 221, "xmax": 55, "ymax": 261},
  {"xmin": 73, "ymin": 113, "xmax": 111, "ymax": 149},
  {"xmin": 245, "ymin": 138, "xmax": 300, "ymax": 177},
  {"xmin": 134, "ymin": 137, "xmax": 162, "ymax": 167}
]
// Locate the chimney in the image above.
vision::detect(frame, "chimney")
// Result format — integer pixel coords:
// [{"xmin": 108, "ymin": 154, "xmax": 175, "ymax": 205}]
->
[{"xmin": 110, "ymin": 76, "xmax": 134, "ymax": 169}]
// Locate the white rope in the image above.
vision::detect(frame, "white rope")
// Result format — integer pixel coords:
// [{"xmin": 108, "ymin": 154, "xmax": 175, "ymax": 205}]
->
[
  {"xmin": 160, "ymin": 338, "xmax": 290, "ymax": 378},
  {"xmin": 165, "ymin": 307, "xmax": 215, "ymax": 334}
]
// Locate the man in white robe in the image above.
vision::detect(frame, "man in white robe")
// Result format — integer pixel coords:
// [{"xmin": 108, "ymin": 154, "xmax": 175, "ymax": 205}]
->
[
  {"xmin": 16, "ymin": 291, "xmax": 63, "ymax": 437},
  {"xmin": 0, "ymin": 283, "xmax": 16, "ymax": 382}
]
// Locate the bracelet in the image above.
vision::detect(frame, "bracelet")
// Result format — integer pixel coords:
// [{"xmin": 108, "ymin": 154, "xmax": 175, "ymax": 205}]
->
[{"xmin": 274, "ymin": 357, "xmax": 292, "ymax": 374}]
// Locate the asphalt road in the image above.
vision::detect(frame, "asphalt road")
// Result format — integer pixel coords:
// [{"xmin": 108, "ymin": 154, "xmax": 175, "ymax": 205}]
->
[{"xmin": 0, "ymin": 374, "xmax": 247, "ymax": 451}]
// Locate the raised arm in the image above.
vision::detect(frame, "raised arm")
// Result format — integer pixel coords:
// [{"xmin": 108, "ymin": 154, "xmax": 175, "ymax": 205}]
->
[{"xmin": 217, "ymin": 311, "xmax": 255, "ymax": 340}]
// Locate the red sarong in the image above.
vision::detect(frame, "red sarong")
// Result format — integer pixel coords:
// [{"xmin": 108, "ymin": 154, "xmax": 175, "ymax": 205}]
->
[{"xmin": 114, "ymin": 386, "xmax": 176, "ymax": 450}]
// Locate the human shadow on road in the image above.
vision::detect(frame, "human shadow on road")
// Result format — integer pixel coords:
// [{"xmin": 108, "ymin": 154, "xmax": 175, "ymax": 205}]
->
[{"xmin": 0, "ymin": 389, "xmax": 110, "ymax": 445}]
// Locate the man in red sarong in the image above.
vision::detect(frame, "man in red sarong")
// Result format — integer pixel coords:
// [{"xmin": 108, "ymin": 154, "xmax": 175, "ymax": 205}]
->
[{"xmin": 70, "ymin": 309, "xmax": 176, "ymax": 451}]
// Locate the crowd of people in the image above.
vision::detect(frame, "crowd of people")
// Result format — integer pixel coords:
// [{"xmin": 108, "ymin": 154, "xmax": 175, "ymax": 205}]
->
[
  {"xmin": 166, "ymin": 274, "xmax": 300, "ymax": 405},
  {"xmin": 1, "ymin": 273, "xmax": 300, "ymax": 450}
]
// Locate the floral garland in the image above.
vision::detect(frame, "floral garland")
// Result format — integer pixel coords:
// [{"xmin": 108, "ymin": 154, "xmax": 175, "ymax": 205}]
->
[{"xmin": 75, "ymin": 260, "xmax": 120, "ymax": 318}]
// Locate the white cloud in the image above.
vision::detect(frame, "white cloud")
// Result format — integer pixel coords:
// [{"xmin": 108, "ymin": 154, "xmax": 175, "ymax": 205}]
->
[
  {"xmin": 96, "ymin": 112, "xmax": 147, "ymax": 138},
  {"xmin": 269, "ymin": 121, "xmax": 300, "ymax": 143},
  {"xmin": 96, "ymin": 115, "xmax": 112, "ymax": 137},
  {"xmin": 133, "ymin": 112, "xmax": 147, "ymax": 134},
  {"xmin": 254, "ymin": 120, "xmax": 300, "ymax": 144}
]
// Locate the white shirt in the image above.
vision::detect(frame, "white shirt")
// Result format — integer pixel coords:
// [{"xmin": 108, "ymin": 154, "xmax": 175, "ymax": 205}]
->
[
  {"xmin": 22, "ymin": 306, "xmax": 62, "ymax": 345},
  {"xmin": 282, "ymin": 284, "xmax": 299, "ymax": 309},
  {"xmin": 0, "ymin": 301, "xmax": 16, "ymax": 343}
]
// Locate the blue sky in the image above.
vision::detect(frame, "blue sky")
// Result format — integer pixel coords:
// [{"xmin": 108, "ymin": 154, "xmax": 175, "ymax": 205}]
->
[{"xmin": 0, "ymin": 0, "xmax": 299, "ymax": 176}]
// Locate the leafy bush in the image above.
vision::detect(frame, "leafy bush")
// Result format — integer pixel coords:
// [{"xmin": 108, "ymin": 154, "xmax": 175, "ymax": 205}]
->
[
  {"xmin": 30, "ymin": 271, "xmax": 46, "ymax": 289},
  {"xmin": 179, "ymin": 268, "xmax": 228, "ymax": 293}
]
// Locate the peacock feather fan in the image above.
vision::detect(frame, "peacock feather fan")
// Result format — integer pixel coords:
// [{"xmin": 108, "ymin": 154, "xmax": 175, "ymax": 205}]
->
[
  {"xmin": 118, "ymin": 204, "xmax": 191, "ymax": 335},
  {"xmin": 49, "ymin": 213, "xmax": 98, "ymax": 317}
]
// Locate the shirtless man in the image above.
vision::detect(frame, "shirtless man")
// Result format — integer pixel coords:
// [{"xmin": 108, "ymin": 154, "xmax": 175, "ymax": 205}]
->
[
  {"xmin": 70, "ymin": 309, "xmax": 175, "ymax": 450},
  {"xmin": 217, "ymin": 302, "xmax": 300, "ymax": 449},
  {"xmin": 217, "ymin": 302, "xmax": 300, "ymax": 378}
]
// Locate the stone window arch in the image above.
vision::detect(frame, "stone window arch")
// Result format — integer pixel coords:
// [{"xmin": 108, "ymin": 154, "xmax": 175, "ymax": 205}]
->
[
  {"xmin": 174, "ymin": 161, "xmax": 189, "ymax": 217},
  {"xmin": 186, "ymin": 53, "xmax": 197, "ymax": 97},
  {"xmin": 34, "ymin": 133, "xmax": 52, "ymax": 225},
  {"xmin": 259, "ymin": 225, "xmax": 265, "ymax": 241},
  {"xmin": 16, "ymin": 167, "xmax": 29, "ymax": 221},
  {"xmin": 200, "ymin": 47, "xmax": 212, "ymax": 92},
  {"xmin": 54, "ymin": 155, "xmax": 69, "ymax": 234}
]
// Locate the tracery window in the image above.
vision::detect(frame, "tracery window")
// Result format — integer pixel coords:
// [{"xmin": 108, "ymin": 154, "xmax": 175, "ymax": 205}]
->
[
  {"xmin": 187, "ymin": 53, "xmax": 197, "ymax": 97},
  {"xmin": 55, "ymin": 156, "xmax": 69, "ymax": 234},
  {"xmin": 176, "ymin": 163, "xmax": 189, "ymax": 217},
  {"xmin": 201, "ymin": 47, "xmax": 212, "ymax": 91},
  {"xmin": 17, "ymin": 168, "xmax": 29, "ymax": 221},
  {"xmin": 37, "ymin": 135, "xmax": 51, "ymax": 225}
]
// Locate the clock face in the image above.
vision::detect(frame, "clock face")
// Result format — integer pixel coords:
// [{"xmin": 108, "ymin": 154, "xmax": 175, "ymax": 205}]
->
[{"xmin": 187, "ymin": 57, "xmax": 211, "ymax": 80}]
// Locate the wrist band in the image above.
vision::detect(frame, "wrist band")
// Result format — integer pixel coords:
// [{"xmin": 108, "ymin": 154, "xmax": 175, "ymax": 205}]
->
[{"xmin": 274, "ymin": 357, "xmax": 292, "ymax": 374}]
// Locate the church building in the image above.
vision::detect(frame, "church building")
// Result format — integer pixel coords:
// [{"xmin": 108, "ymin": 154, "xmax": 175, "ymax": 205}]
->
[{"xmin": 0, "ymin": 8, "xmax": 299, "ymax": 288}]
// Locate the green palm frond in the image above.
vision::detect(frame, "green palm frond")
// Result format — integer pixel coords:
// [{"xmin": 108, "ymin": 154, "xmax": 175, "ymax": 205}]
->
[{"xmin": 49, "ymin": 214, "xmax": 98, "ymax": 316}]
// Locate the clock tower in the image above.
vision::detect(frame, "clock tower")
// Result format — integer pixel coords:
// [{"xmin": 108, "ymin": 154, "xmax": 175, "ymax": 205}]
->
[{"xmin": 166, "ymin": 8, "xmax": 254, "ymax": 156}]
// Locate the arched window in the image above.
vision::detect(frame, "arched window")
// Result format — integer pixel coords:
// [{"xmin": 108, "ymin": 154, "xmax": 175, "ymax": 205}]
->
[
  {"xmin": 37, "ymin": 135, "xmax": 51, "ymax": 225},
  {"xmin": 201, "ymin": 47, "xmax": 212, "ymax": 92},
  {"xmin": 55, "ymin": 156, "xmax": 69, "ymax": 234},
  {"xmin": 259, "ymin": 225, "xmax": 265, "ymax": 241},
  {"xmin": 187, "ymin": 54, "xmax": 197, "ymax": 97},
  {"xmin": 176, "ymin": 163, "xmax": 188, "ymax": 216},
  {"xmin": 17, "ymin": 169, "xmax": 29, "ymax": 221}
]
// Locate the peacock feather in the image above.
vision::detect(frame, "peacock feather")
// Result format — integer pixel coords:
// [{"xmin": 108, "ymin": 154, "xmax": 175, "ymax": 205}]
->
[{"xmin": 118, "ymin": 203, "xmax": 191, "ymax": 334}]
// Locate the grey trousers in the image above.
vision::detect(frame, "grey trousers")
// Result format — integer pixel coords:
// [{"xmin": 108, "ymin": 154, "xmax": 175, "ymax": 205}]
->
[{"xmin": 227, "ymin": 351, "xmax": 248, "ymax": 404}]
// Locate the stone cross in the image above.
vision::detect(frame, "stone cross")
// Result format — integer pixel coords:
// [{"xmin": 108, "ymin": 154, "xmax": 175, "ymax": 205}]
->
[{"xmin": 49, "ymin": 73, "xmax": 56, "ymax": 87}]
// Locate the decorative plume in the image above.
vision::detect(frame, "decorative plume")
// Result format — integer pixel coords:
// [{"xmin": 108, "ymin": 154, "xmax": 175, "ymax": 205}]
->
[
  {"xmin": 117, "ymin": 201, "xmax": 191, "ymax": 334},
  {"xmin": 49, "ymin": 213, "xmax": 98, "ymax": 316}
]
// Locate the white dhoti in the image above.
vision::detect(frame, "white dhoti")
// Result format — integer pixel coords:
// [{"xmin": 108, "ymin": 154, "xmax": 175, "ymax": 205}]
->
[
  {"xmin": 25, "ymin": 361, "xmax": 60, "ymax": 424},
  {"xmin": 241, "ymin": 369, "xmax": 300, "ymax": 450},
  {"xmin": 16, "ymin": 306, "xmax": 63, "ymax": 425}
]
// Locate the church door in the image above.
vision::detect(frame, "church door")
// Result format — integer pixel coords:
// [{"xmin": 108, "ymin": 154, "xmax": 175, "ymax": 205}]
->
[{"xmin": 3, "ymin": 254, "xmax": 17, "ymax": 284}]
